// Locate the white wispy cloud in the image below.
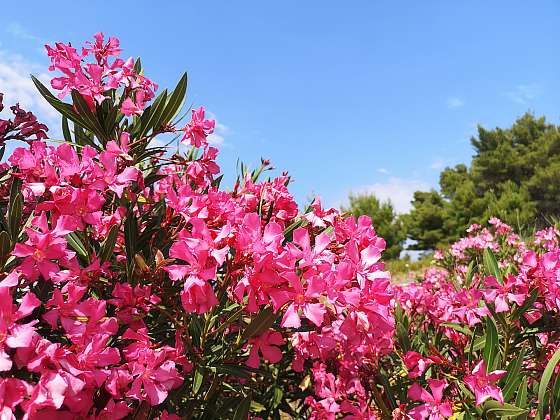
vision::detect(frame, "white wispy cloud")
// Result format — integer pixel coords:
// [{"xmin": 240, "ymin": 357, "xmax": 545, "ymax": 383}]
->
[
  {"xmin": 6, "ymin": 22, "xmax": 41, "ymax": 42},
  {"xmin": 207, "ymin": 113, "xmax": 230, "ymax": 146},
  {"xmin": 207, "ymin": 133, "xmax": 225, "ymax": 146},
  {"xmin": 0, "ymin": 50, "xmax": 59, "ymax": 129},
  {"xmin": 506, "ymin": 83, "xmax": 542, "ymax": 104},
  {"xmin": 377, "ymin": 168, "xmax": 389, "ymax": 174},
  {"xmin": 350, "ymin": 177, "xmax": 431, "ymax": 214},
  {"xmin": 446, "ymin": 97, "xmax": 464, "ymax": 109}
]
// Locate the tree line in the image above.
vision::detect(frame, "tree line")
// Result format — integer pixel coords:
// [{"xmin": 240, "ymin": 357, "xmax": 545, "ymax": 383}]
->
[{"xmin": 343, "ymin": 113, "xmax": 560, "ymax": 258}]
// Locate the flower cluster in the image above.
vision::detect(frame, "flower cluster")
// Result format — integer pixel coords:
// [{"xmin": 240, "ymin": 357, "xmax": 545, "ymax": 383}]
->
[
  {"xmin": 5, "ymin": 31, "xmax": 560, "ymax": 420},
  {"xmin": 388, "ymin": 219, "xmax": 560, "ymax": 418},
  {"xmin": 0, "ymin": 34, "xmax": 395, "ymax": 419},
  {"xmin": 46, "ymin": 32, "xmax": 157, "ymax": 116},
  {"xmin": 0, "ymin": 93, "xmax": 48, "ymax": 144}
]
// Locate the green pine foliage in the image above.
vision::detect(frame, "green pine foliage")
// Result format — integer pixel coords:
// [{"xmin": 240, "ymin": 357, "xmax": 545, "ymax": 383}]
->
[{"xmin": 404, "ymin": 113, "xmax": 560, "ymax": 250}]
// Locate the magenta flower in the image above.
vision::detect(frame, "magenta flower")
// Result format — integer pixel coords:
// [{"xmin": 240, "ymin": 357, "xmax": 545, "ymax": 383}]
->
[
  {"xmin": 181, "ymin": 106, "xmax": 215, "ymax": 147},
  {"xmin": 0, "ymin": 284, "xmax": 40, "ymax": 371},
  {"xmin": 246, "ymin": 330, "xmax": 284, "ymax": 368},
  {"xmin": 180, "ymin": 277, "xmax": 219, "ymax": 314},
  {"xmin": 12, "ymin": 213, "xmax": 76, "ymax": 281},
  {"xmin": 403, "ymin": 351, "xmax": 434, "ymax": 378},
  {"xmin": 483, "ymin": 274, "xmax": 527, "ymax": 313},
  {"xmin": 407, "ymin": 379, "xmax": 453, "ymax": 419},
  {"xmin": 46, "ymin": 33, "xmax": 157, "ymax": 115},
  {"xmin": 464, "ymin": 360, "xmax": 507, "ymax": 406}
]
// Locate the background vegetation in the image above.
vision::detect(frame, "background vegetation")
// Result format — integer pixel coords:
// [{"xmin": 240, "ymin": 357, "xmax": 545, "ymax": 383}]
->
[{"xmin": 344, "ymin": 113, "xmax": 560, "ymax": 257}]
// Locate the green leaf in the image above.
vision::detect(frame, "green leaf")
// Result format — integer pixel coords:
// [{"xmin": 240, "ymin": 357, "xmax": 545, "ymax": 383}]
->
[
  {"xmin": 31, "ymin": 76, "xmax": 84, "ymax": 124},
  {"xmin": 71, "ymin": 90, "xmax": 108, "ymax": 143},
  {"xmin": 502, "ymin": 348, "xmax": 526, "ymax": 402},
  {"xmin": 99, "ymin": 225, "xmax": 119, "ymax": 263},
  {"xmin": 250, "ymin": 401, "xmax": 266, "ymax": 413},
  {"xmin": 66, "ymin": 232, "xmax": 89, "ymax": 261},
  {"xmin": 272, "ymin": 387, "xmax": 283, "ymax": 409},
  {"xmin": 192, "ymin": 368, "xmax": 204, "ymax": 394},
  {"xmin": 214, "ymin": 364, "xmax": 251, "ymax": 379},
  {"xmin": 7, "ymin": 191, "xmax": 23, "ymax": 242},
  {"xmin": 538, "ymin": 347, "xmax": 560, "ymax": 418},
  {"xmin": 73, "ymin": 123, "xmax": 98, "ymax": 149},
  {"xmin": 441, "ymin": 322, "xmax": 473, "ymax": 336},
  {"xmin": 552, "ymin": 374, "xmax": 560, "ymax": 416},
  {"xmin": 464, "ymin": 260, "xmax": 475, "ymax": 288},
  {"xmin": 0, "ymin": 231, "xmax": 11, "ymax": 258},
  {"xmin": 124, "ymin": 206, "xmax": 138, "ymax": 281},
  {"xmin": 515, "ymin": 376, "xmax": 528, "ymax": 408},
  {"xmin": 133, "ymin": 57, "xmax": 142, "ymax": 73},
  {"xmin": 483, "ymin": 401, "xmax": 527, "ymax": 417},
  {"xmin": 62, "ymin": 117, "xmax": 72, "ymax": 143},
  {"xmin": 160, "ymin": 72, "xmax": 187, "ymax": 126},
  {"xmin": 483, "ymin": 316, "xmax": 499, "ymax": 370},
  {"xmin": 233, "ymin": 394, "xmax": 251, "ymax": 420},
  {"xmin": 483, "ymin": 248, "xmax": 502, "ymax": 283},
  {"xmin": 242, "ymin": 306, "xmax": 278, "ymax": 340},
  {"xmin": 135, "ymin": 89, "xmax": 168, "ymax": 141}
]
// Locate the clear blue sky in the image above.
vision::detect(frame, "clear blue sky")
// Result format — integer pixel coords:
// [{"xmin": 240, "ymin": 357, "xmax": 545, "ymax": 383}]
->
[{"xmin": 1, "ymin": 1, "xmax": 558, "ymax": 212}]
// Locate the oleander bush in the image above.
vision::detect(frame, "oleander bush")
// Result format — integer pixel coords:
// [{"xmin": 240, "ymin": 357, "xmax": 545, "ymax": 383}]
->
[
  {"xmin": 388, "ymin": 219, "xmax": 560, "ymax": 419},
  {"xmin": 0, "ymin": 34, "xmax": 394, "ymax": 419},
  {"xmin": 1, "ymin": 33, "xmax": 559, "ymax": 420}
]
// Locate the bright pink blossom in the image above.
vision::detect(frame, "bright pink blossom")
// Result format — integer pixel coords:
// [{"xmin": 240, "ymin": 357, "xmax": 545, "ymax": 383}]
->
[
  {"xmin": 181, "ymin": 106, "xmax": 215, "ymax": 147},
  {"xmin": 246, "ymin": 330, "xmax": 284, "ymax": 368},
  {"xmin": 464, "ymin": 360, "xmax": 507, "ymax": 406},
  {"xmin": 407, "ymin": 379, "xmax": 453, "ymax": 420}
]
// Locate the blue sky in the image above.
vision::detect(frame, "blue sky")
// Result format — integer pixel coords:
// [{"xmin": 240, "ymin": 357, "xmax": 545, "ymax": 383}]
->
[{"xmin": 1, "ymin": 1, "xmax": 558, "ymax": 212}]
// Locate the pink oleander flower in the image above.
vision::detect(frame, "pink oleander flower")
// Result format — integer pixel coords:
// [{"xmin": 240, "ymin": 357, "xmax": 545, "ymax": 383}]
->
[
  {"xmin": 122, "ymin": 330, "xmax": 183, "ymax": 406},
  {"xmin": 181, "ymin": 106, "xmax": 215, "ymax": 147},
  {"xmin": 83, "ymin": 32, "xmax": 122, "ymax": 65},
  {"xmin": 46, "ymin": 33, "xmax": 157, "ymax": 115},
  {"xmin": 246, "ymin": 330, "xmax": 284, "ymax": 368},
  {"xmin": 0, "ymin": 94, "xmax": 48, "ymax": 143},
  {"xmin": 407, "ymin": 379, "xmax": 453, "ymax": 420},
  {"xmin": 403, "ymin": 351, "xmax": 434, "ymax": 378},
  {"xmin": 127, "ymin": 351, "xmax": 183, "ymax": 406},
  {"xmin": 12, "ymin": 213, "xmax": 76, "ymax": 281},
  {"xmin": 464, "ymin": 360, "xmax": 507, "ymax": 406},
  {"xmin": 121, "ymin": 97, "xmax": 142, "ymax": 116},
  {"xmin": 180, "ymin": 277, "xmax": 219, "ymax": 314},
  {"xmin": 483, "ymin": 274, "xmax": 527, "ymax": 313},
  {"xmin": 0, "ymin": 282, "xmax": 40, "ymax": 371},
  {"xmin": 93, "ymin": 151, "xmax": 140, "ymax": 197}
]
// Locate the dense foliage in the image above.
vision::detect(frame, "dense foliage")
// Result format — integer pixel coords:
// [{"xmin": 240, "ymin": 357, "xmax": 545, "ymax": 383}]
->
[{"xmin": 404, "ymin": 114, "xmax": 560, "ymax": 249}]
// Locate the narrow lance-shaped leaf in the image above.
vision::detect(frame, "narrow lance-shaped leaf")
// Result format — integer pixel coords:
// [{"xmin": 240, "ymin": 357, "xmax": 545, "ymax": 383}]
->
[
  {"xmin": 502, "ymin": 348, "xmax": 526, "ymax": 401},
  {"xmin": 7, "ymin": 183, "xmax": 23, "ymax": 242},
  {"xmin": 233, "ymin": 394, "xmax": 252, "ymax": 420},
  {"xmin": 71, "ymin": 90, "xmax": 109, "ymax": 144},
  {"xmin": 124, "ymin": 206, "xmax": 138, "ymax": 281},
  {"xmin": 242, "ymin": 306, "xmax": 278, "ymax": 340},
  {"xmin": 0, "ymin": 231, "xmax": 11, "ymax": 258},
  {"xmin": 66, "ymin": 232, "xmax": 89, "ymax": 262},
  {"xmin": 538, "ymin": 347, "xmax": 560, "ymax": 419},
  {"xmin": 483, "ymin": 248, "xmax": 502, "ymax": 284},
  {"xmin": 61, "ymin": 116, "xmax": 72, "ymax": 143},
  {"xmin": 483, "ymin": 316, "xmax": 499, "ymax": 371},
  {"xmin": 160, "ymin": 72, "xmax": 188, "ymax": 126},
  {"xmin": 99, "ymin": 224, "xmax": 120, "ymax": 263}
]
